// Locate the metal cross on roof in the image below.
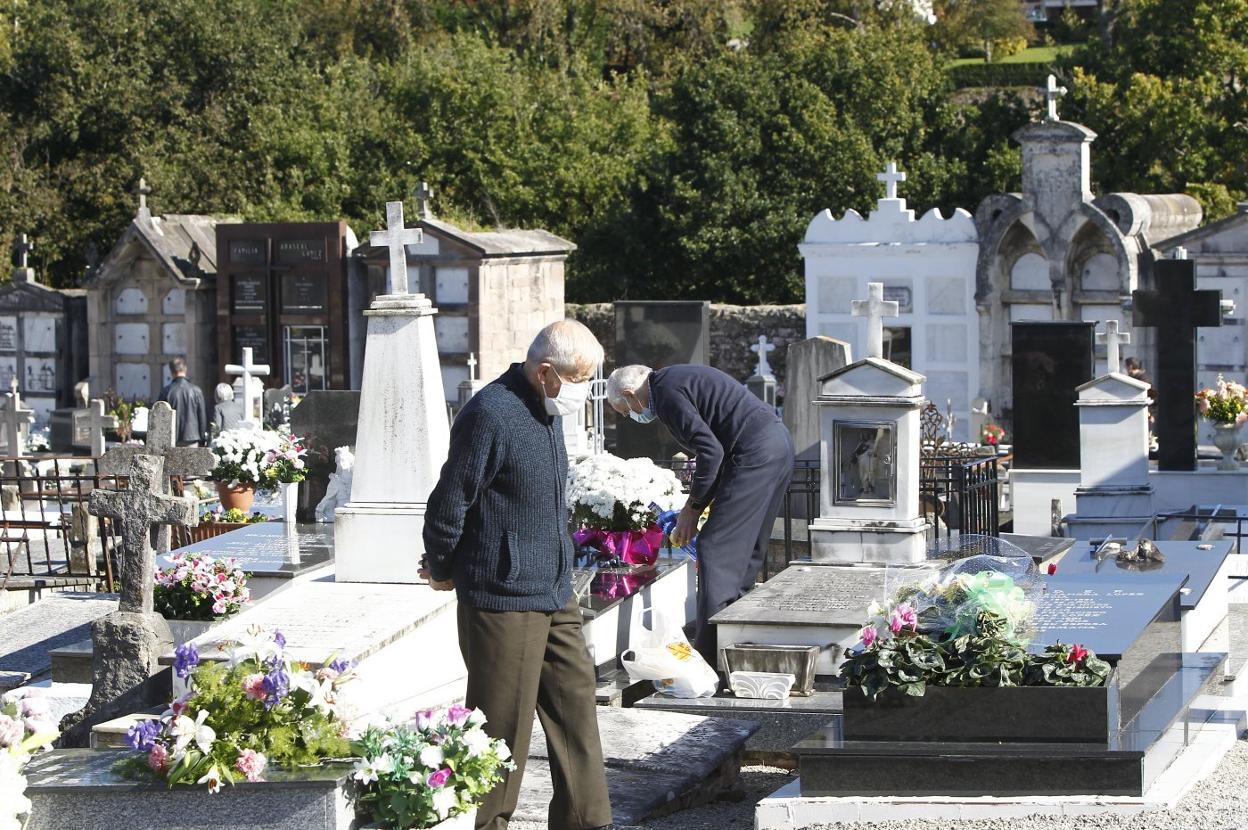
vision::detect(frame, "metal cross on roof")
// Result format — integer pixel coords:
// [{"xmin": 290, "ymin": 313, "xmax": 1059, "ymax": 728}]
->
[
  {"xmin": 12, "ymin": 234, "xmax": 32, "ymax": 269},
  {"xmin": 750, "ymin": 335, "xmax": 776, "ymax": 377},
  {"xmin": 851, "ymin": 282, "xmax": 900, "ymax": 361},
  {"xmin": 877, "ymin": 161, "xmax": 906, "ymax": 201},
  {"xmin": 225, "ymin": 347, "xmax": 271, "ymax": 428},
  {"xmin": 371, "ymin": 200, "xmax": 424, "ymax": 295},
  {"xmin": 1096, "ymin": 320, "xmax": 1131, "ymax": 375},
  {"xmin": 415, "ymin": 181, "xmax": 435, "ymax": 220},
  {"xmin": 1045, "ymin": 74, "xmax": 1067, "ymax": 122}
]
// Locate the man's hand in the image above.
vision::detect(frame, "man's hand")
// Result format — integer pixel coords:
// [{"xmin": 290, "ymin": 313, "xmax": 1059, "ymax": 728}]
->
[
  {"xmin": 419, "ymin": 566, "xmax": 455, "ymax": 591},
  {"xmin": 671, "ymin": 503, "xmax": 701, "ymax": 548}
]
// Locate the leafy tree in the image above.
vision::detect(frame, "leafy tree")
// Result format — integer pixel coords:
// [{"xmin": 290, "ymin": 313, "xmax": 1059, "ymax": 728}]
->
[{"xmin": 933, "ymin": 0, "xmax": 1033, "ymax": 61}]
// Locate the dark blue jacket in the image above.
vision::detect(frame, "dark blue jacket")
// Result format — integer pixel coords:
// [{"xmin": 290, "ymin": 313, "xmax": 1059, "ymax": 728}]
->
[{"xmin": 423, "ymin": 364, "xmax": 573, "ymax": 612}]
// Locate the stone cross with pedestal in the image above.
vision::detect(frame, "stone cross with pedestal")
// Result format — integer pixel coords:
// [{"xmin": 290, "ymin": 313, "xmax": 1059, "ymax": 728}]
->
[
  {"xmin": 1096, "ymin": 320, "xmax": 1131, "ymax": 375},
  {"xmin": 2, "ymin": 377, "xmax": 35, "ymax": 457},
  {"xmin": 84, "ymin": 399, "xmax": 117, "ymax": 458},
  {"xmin": 747, "ymin": 335, "xmax": 778, "ymax": 408},
  {"xmin": 225, "ymin": 347, "xmax": 270, "ymax": 429},
  {"xmin": 877, "ymin": 161, "xmax": 906, "ymax": 201},
  {"xmin": 851, "ymin": 282, "xmax": 899, "ymax": 362},
  {"xmin": 1045, "ymin": 73, "xmax": 1067, "ymax": 121},
  {"xmin": 457, "ymin": 352, "xmax": 486, "ymax": 411},
  {"xmin": 335, "ymin": 199, "xmax": 450, "ymax": 583}
]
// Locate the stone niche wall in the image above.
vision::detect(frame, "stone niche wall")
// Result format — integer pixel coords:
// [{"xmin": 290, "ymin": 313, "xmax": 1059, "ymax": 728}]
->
[{"xmin": 567, "ymin": 302, "xmax": 807, "ymax": 390}]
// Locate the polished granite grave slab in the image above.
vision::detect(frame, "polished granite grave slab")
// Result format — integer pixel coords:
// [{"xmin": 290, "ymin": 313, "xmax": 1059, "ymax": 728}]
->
[
  {"xmin": 1032, "ymin": 573, "xmax": 1184, "ymax": 661},
  {"xmin": 163, "ymin": 521, "xmax": 334, "ymax": 579},
  {"xmin": 1054, "ymin": 540, "xmax": 1232, "ymax": 611},
  {"xmin": 999, "ymin": 533, "xmax": 1078, "ymax": 565}
]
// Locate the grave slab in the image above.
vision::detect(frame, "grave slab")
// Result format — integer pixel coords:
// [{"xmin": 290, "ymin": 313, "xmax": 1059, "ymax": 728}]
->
[
  {"xmin": 0, "ymin": 592, "xmax": 116, "ymax": 681},
  {"xmin": 578, "ymin": 558, "xmax": 696, "ymax": 670},
  {"xmin": 162, "ymin": 521, "xmax": 334, "ymax": 600}
]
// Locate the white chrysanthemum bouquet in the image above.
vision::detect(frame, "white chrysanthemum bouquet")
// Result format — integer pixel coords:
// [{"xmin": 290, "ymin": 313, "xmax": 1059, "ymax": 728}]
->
[{"xmin": 566, "ymin": 453, "xmax": 683, "ymax": 565}]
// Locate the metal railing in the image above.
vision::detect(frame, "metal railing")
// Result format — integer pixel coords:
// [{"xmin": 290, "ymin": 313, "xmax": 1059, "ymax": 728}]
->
[{"xmin": 920, "ymin": 452, "xmax": 1001, "ymax": 542}]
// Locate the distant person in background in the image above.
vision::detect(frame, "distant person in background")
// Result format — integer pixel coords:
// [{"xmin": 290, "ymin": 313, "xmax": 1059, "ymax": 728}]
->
[
  {"xmin": 157, "ymin": 357, "xmax": 210, "ymax": 446},
  {"xmin": 212, "ymin": 382, "xmax": 243, "ymax": 435},
  {"xmin": 1125, "ymin": 356, "xmax": 1157, "ymax": 423}
]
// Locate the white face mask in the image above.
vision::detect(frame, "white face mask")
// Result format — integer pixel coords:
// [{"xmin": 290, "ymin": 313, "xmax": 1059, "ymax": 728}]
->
[{"xmin": 544, "ymin": 369, "xmax": 590, "ymax": 418}]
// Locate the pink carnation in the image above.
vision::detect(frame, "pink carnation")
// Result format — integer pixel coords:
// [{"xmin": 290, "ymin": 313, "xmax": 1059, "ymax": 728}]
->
[
  {"xmin": 446, "ymin": 704, "xmax": 473, "ymax": 727},
  {"xmin": 235, "ymin": 749, "xmax": 267, "ymax": 782},
  {"xmin": 860, "ymin": 625, "xmax": 878, "ymax": 648},
  {"xmin": 427, "ymin": 767, "xmax": 453, "ymax": 788},
  {"xmin": 147, "ymin": 744, "xmax": 170, "ymax": 773},
  {"xmin": 242, "ymin": 673, "xmax": 267, "ymax": 701}
]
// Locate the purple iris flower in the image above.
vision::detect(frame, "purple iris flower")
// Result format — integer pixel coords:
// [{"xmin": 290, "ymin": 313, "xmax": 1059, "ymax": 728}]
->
[
  {"xmin": 272, "ymin": 630, "xmax": 287, "ymax": 649},
  {"xmin": 328, "ymin": 658, "xmax": 353, "ymax": 674},
  {"xmin": 173, "ymin": 643, "xmax": 199, "ymax": 679},
  {"xmin": 125, "ymin": 719, "xmax": 162, "ymax": 752},
  {"xmin": 262, "ymin": 665, "xmax": 290, "ymax": 710}
]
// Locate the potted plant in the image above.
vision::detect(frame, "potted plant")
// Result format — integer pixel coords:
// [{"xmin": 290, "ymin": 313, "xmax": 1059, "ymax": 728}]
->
[
  {"xmin": 352, "ymin": 706, "xmax": 513, "ymax": 830},
  {"xmin": 566, "ymin": 453, "xmax": 684, "ymax": 566},
  {"xmin": 119, "ymin": 629, "xmax": 355, "ymax": 792},
  {"xmin": 1195, "ymin": 374, "xmax": 1248, "ymax": 470},
  {"xmin": 184, "ymin": 506, "xmax": 268, "ymax": 544},
  {"xmin": 839, "ymin": 560, "xmax": 1115, "ymax": 743},
  {"xmin": 210, "ymin": 428, "xmax": 280, "ymax": 511},
  {"xmin": 1, "ymin": 689, "xmax": 59, "ymax": 830},
  {"xmin": 261, "ymin": 431, "xmax": 308, "ymax": 524},
  {"xmin": 153, "ymin": 552, "xmax": 252, "ymax": 645}
]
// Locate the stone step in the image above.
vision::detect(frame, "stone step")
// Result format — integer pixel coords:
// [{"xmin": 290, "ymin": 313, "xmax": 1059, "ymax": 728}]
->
[
  {"xmin": 0, "ymin": 592, "xmax": 115, "ymax": 684},
  {"xmin": 49, "ymin": 638, "xmax": 93, "ymax": 685},
  {"xmin": 594, "ymin": 667, "xmax": 652, "ymax": 708}
]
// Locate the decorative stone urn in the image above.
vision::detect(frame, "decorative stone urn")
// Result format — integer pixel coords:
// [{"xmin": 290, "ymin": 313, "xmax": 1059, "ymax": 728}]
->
[{"xmin": 1212, "ymin": 422, "xmax": 1243, "ymax": 471}]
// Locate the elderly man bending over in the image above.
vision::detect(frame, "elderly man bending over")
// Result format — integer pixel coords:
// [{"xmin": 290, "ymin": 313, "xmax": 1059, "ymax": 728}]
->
[{"xmin": 421, "ymin": 320, "xmax": 614, "ymax": 830}]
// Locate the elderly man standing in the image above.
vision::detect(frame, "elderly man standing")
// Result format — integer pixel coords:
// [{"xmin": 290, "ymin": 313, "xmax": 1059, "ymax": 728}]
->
[
  {"xmin": 606, "ymin": 363, "xmax": 794, "ymax": 664},
  {"xmin": 421, "ymin": 320, "xmax": 614, "ymax": 830},
  {"xmin": 156, "ymin": 356, "xmax": 210, "ymax": 446}
]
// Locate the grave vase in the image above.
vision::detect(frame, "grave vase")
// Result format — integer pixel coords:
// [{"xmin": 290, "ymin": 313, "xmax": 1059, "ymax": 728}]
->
[
  {"xmin": 217, "ymin": 481, "xmax": 256, "ymax": 512},
  {"xmin": 280, "ymin": 481, "xmax": 299, "ymax": 524},
  {"xmin": 163, "ymin": 618, "xmax": 215, "ymax": 648},
  {"xmin": 1212, "ymin": 423, "xmax": 1243, "ymax": 471}
]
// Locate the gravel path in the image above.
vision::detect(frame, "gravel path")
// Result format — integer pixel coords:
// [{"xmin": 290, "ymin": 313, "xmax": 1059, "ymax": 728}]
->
[{"xmin": 621, "ymin": 735, "xmax": 1248, "ymax": 830}]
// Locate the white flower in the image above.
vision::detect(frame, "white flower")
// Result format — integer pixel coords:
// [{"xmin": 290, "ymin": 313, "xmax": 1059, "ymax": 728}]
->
[
  {"xmin": 467, "ymin": 707, "xmax": 487, "ymax": 726},
  {"xmin": 463, "ymin": 727, "xmax": 492, "ymax": 758},
  {"xmin": 418, "ymin": 745, "xmax": 445, "ymax": 769},
  {"xmin": 432, "ymin": 786, "xmax": 459, "ymax": 820},
  {"xmin": 353, "ymin": 753, "xmax": 393, "ymax": 785},
  {"xmin": 495, "ymin": 741, "xmax": 511, "ymax": 761},
  {"xmin": 196, "ymin": 764, "xmax": 223, "ymax": 794},
  {"xmin": 171, "ymin": 709, "xmax": 216, "ymax": 755}
]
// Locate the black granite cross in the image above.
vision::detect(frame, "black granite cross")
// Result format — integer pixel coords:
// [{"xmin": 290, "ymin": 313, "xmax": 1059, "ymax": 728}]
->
[
  {"xmin": 1133, "ymin": 256, "xmax": 1223, "ymax": 471},
  {"xmin": 89, "ymin": 453, "xmax": 197, "ymax": 614}
]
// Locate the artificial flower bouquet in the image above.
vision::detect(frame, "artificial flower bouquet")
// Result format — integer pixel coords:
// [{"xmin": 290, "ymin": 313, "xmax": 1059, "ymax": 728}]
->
[
  {"xmin": 211, "ymin": 429, "xmax": 283, "ymax": 490},
  {"xmin": 120, "ymin": 627, "xmax": 355, "ymax": 792},
  {"xmin": 262, "ymin": 431, "xmax": 308, "ymax": 487},
  {"xmin": 980, "ymin": 422, "xmax": 1006, "ymax": 446},
  {"xmin": 351, "ymin": 705, "xmax": 514, "ymax": 829},
  {"xmin": 566, "ymin": 453, "xmax": 683, "ymax": 566},
  {"xmin": 1195, "ymin": 374, "xmax": 1248, "ymax": 426},
  {"xmin": 840, "ymin": 553, "xmax": 1110, "ymax": 701},
  {"xmin": 0, "ymin": 690, "xmax": 58, "ymax": 830},
  {"xmin": 153, "ymin": 552, "xmax": 252, "ymax": 621},
  {"xmin": 200, "ymin": 506, "xmax": 267, "ymax": 525}
]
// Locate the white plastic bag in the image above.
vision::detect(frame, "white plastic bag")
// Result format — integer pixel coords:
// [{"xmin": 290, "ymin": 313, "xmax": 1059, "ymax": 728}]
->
[{"xmin": 620, "ymin": 610, "xmax": 719, "ymax": 698}]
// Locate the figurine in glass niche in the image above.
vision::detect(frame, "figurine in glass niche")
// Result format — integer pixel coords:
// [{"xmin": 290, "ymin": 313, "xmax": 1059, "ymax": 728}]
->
[{"xmin": 314, "ymin": 445, "xmax": 354, "ymax": 522}]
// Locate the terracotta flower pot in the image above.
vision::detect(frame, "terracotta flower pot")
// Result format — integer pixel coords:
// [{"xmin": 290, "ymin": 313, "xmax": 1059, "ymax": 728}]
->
[{"xmin": 216, "ymin": 481, "xmax": 256, "ymax": 512}]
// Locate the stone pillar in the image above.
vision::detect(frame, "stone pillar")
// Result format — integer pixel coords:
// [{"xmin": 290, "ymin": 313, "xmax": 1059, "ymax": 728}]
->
[
  {"xmin": 1066, "ymin": 372, "xmax": 1154, "ymax": 540},
  {"xmin": 808, "ymin": 357, "xmax": 930, "ymax": 563},
  {"xmin": 334, "ymin": 293, "xmax": 450, "ymax": 582}
]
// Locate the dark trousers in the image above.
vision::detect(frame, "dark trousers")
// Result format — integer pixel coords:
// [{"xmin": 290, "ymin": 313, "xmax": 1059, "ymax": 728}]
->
[
  {"xmin": 693, "ymin": 421, "xmax": 795, "ymax": 663},
  {"xmin": 458, "ymin": 598, "xmax": 613, "ymax": 830}
]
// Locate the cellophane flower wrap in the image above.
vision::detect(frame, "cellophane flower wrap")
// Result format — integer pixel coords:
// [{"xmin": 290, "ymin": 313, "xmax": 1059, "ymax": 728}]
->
[
  {"xmin": 1195, "ymin": 374, "xmax": 1248, "ymax": 426},
  {"xmin": 1, "ymin": 689, "xmax": 59, "ymax": 830},
  {"xmin": 154, "ymin": 552, "xmax": 252, "ymax": 621},
  {"xmin": 351, "ymin": 706, "xmax": 514, "ymax": 829},
  {"xmin": 841, "ymin": 539, "xmax": 1110, "ymax": 700},
  {"xmin": 119, "ymin": 626, "xmax": 354, "ymax": 792},
  {"xmin": 210, "ymin": 428, "xmax": 282, "ymax": 490},
  {"xmin": 262, "ymin": 430, "xmax": 308, "ymax": 486},
  {"xmin": 566, "ymin": 453, "xmax": 683, "ymax": 565}
]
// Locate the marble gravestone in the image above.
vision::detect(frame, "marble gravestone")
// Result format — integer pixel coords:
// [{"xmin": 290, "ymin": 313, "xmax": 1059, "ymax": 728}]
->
[
  {"xmin": 613, "ymin": 300, "xmax": 709, "ymax": 461},
  {"xmin": 783, "ymin": 336, "xmax": 851, "ymax": 463},
  {"xmin": 1010, "ymin": 321, "xmax": 1094, "ymax": 469}
]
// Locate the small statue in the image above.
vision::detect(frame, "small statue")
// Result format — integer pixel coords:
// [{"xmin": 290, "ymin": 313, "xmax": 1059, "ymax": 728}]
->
[
  {"xmin": 315, "ymin": 446, "xmax": 354, "ymax": 523},
  {"xmin": 1116, "ymin": 538, "xmax": 1165, "ymax": 569}
]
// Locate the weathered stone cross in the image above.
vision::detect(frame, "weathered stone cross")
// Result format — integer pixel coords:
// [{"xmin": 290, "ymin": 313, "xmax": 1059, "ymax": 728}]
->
[
  {"xmin": 877, "ymin": 161, "xmax": 906, "ymax": 201},
  {"xmin": 1095, "ymin": 320, "xmax": 1131, "ymax": 375},
  {"xmin": 225, "ymin": 346, "xmax": 270, "ymax": 428},
  {"xmin": 84, "ymin": 398, "xmax": 118, "ymax": 458},
  {"xmin": 2, "ymin": 379, "xmax": 34, "ymax": 457},
  {"xmin": 851, "ymin": 282, "xmax": 900, "ymax": 361},
  {"xmin": 134, "ymin": 176, "xmax": 152, "ymax": 212},
  {"xmin": 99, "ymin": 401, "xmax": 214, "ymax": 554},
  {"xmin": 12, "ymin": 233, "xmax": 32, "ymax": 269},
  {"xmin": 90, "ymin": 453, "xmax": 197, "ymax": 614},
  {"xmin": 414, "ymin": 181, "xmax": 435, "ymax": 220},
  {"xmin": 467, "ymin": 352, "xmax": 478, "ymax": 382},
  {"xmin": 1045, "ymin": 74, "xmax": 1067, "ymax": 122},
  {"xmin": 750, "ymin": 335, "xmax": 776, "ymax": 377},
  {"xmin": 371, "ymin": 200, "xmax": 423, "ymax": 295}
]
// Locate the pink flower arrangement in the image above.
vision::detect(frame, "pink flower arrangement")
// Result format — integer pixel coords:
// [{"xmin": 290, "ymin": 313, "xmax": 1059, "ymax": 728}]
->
[
  {"xmin": 147, "ymin": 744, "xmax": 170, "ymax": 773},
  {"xmin": 241, "ymin": 674, "xmax": 267, "ymax": 701},
  {"xmin": 1195, "ymin": 375, "xmax": 1248, "ymax": 426},
  {"xmin": 888, "ymin": 603, "xmax": 918, "ymax": 634},
  {"xmin": 154, "ymin": 552, "xmax": 251, "ymax": 622},
  {"xmin": 234, "ymin": 749, "xmax": 267, "ymax": 782}
]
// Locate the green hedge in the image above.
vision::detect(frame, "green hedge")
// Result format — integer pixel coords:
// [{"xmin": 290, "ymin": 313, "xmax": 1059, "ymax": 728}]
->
[{"xmin": 948, "ymin": 61, "xmax": 1055, "ymax": 89}]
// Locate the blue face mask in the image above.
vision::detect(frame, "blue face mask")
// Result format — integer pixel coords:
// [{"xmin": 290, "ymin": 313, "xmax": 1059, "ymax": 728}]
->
[{"xmin": 628, "ymin": 405, "xmax": 657, "ymax": 425}]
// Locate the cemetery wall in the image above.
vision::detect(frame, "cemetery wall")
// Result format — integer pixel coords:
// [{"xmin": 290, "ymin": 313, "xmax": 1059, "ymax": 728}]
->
[{"xmin": 567, "ymin": 302, "xmax": 806, "ymax": 383}]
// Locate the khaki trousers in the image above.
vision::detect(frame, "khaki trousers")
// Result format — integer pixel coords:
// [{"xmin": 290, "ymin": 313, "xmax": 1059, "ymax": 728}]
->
[{"xmin": 458, "ymin": 598, "xmax": 613, "ymax": 830}]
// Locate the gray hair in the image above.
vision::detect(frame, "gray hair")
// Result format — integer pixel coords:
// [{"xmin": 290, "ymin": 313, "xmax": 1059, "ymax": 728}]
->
[
  {"xmin": 526, "ymin": 320, "xmax": 604, "ymax": 377},
  {"xmin": 214, "ymin": 383, "xmax": 234, "ymax": 402},
  {"xmin": 606, "ymin": 365, "xmax": 653, "ymax": 407}
]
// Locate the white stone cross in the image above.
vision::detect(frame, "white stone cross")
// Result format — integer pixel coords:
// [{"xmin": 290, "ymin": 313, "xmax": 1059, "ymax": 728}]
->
[
  {"xmin": 851, "ymin": 282, "xmax": 900, "ymax": 361},
  {"xmin": 371, "ymin": 200, "xmax": 424, "ymax": 295},
  {"xmin": 224, "ymin": 346, "xmax": 270, "ymax": 428},
  {"xmin": 467, "ymin": 352, "xmax": 478, "ymax": 382},
  {"xmin": 1045, "ymin": 74, "xmax": 1067, "ymax": 121},
  {"xmin": 84, "ymin": 398, "xmax": 118, "ymax": 458},
  {"xmin": 135, "ymin": 176, "xmax": 151, "ymax": 212},
  {"xmin": 750, "ymin": 335, "xmax": 776, "ymax": 377},
  {"xmin": 877, "ymin": 161, "xmax": 907, "ymax": 201},
  {"xmin": 1, "ymin": 382, "xmax": 34, "ymax": 457},
  {"xmin": 1096, "ymin": 320, "xmax": 1131, "ymax": 375},
  {"xmin": 415, "ymin": 181, "xmax": 435, "ymax": 220},
  {"xmin": 1172, "ymin": 246, "xmax": 1189, "ymax": 260},
  {"xmin": 12, "ymin": 234, "xmax": 32, "ymax": 269}
]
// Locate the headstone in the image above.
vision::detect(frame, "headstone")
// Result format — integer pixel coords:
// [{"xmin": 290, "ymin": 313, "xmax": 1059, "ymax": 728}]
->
[
  {"xmin": 263, "ymin": 384, "xmax": 294, "ymax": 427},
  {"xmin": 1010, "ymin": 321, "xmax": 1094, "ymax": 469},
  {"xmin": 1133, "ymin": 255, "xmax": 1223, "ymax": 471},
  {"xmin": 1, "ymin": 377, "xmax": 34, "ymax": 456},
  {"xmin": 335, "ymin": 199, "xmax": 450, "ymax": 583},
  {"xmin": 224, "ymin": 346, "xmax": 270, "ymax": 428},
  {"xmin": 614, "ymin": 301, "xmax": 710, "ymax": 460},
  {"xmin": 457, "ymin": 352, "xmax": 486, "ymax": 412},
  {"xmin": 783, "ymin": 337, "xmax": 851, "ymax": 462},
  {"xmin": 291, "ymin": 390, "xmax": 361, "ymax": 453},
  {"xmin": 746, "ymin": 335, "xmax": 778, "ymax": 408}
]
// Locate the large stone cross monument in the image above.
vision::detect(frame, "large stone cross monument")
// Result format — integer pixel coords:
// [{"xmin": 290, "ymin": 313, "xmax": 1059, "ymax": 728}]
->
[
  {"xmin": 225, "ymin": 347, "xmax": 270, "ymax": 429},
  {"xmin": 335, "ymin": 199, "xmax": 450, "ymax": 582}
]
